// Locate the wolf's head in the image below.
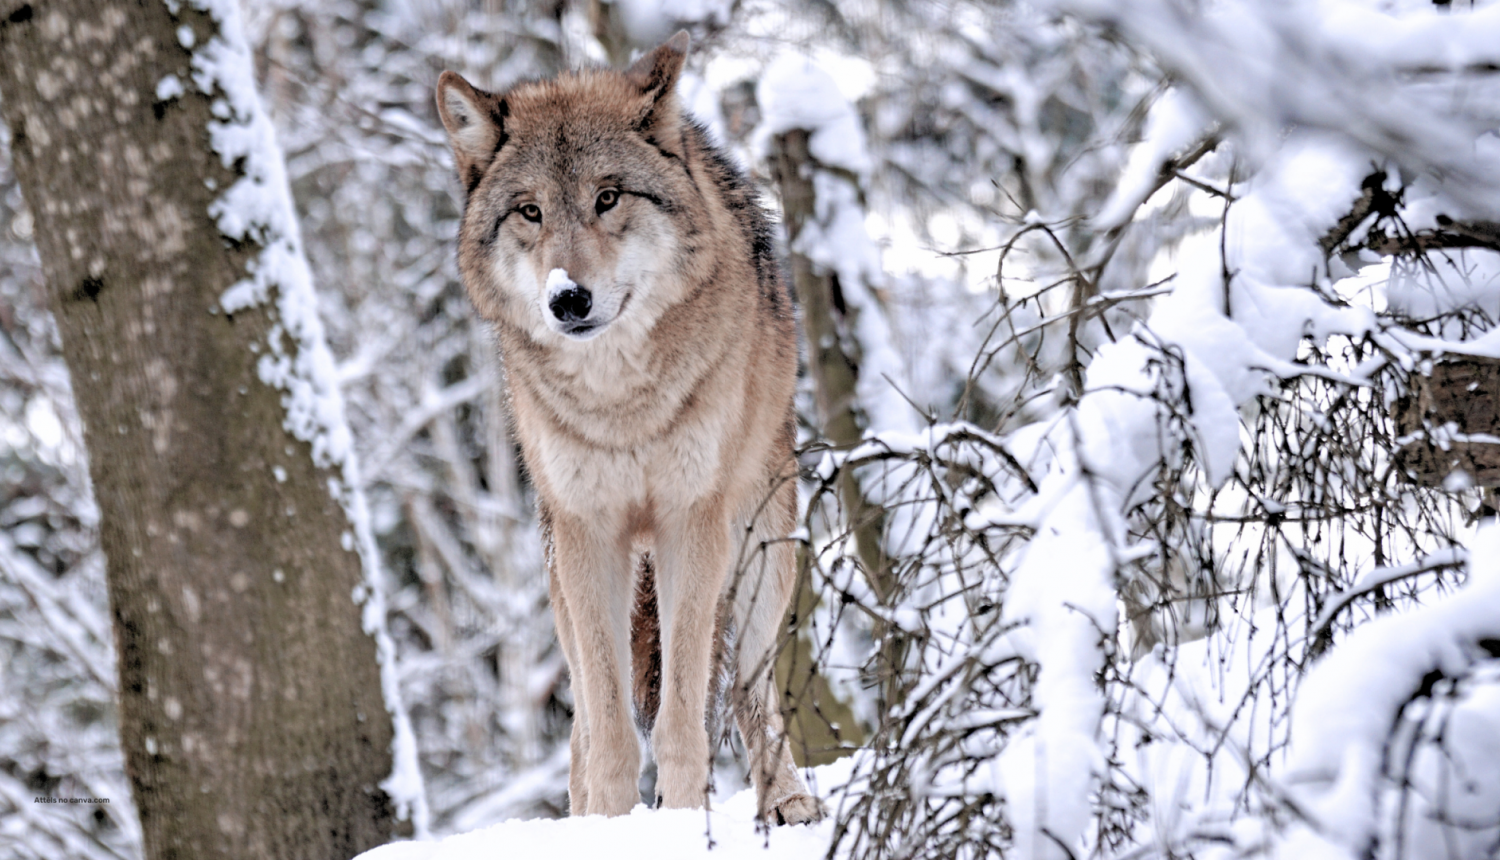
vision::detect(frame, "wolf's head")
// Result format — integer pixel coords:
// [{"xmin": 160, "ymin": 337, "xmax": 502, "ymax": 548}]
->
[{"xmin": 436, "ymin": 32, "xmax": 704, "ymax": 345}]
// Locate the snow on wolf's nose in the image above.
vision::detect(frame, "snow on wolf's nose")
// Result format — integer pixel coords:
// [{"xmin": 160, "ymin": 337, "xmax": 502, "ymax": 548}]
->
[{"xmin": 546, "ymin": 268, "xmax": 592, "ymax": 322}]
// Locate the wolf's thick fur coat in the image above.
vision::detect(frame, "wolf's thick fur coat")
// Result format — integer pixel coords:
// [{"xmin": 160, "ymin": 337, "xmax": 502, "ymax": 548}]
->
[{"xmin": 435, "ymin": 33, "xmax": 820, "ymax": 824}]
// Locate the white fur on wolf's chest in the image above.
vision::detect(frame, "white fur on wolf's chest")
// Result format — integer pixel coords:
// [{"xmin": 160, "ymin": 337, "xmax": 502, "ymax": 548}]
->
[
  {"xmin": 548, "ymin": 329, "xmax": 658, "ymax": 402},
  {"xmin": 530, "ymin": 415, "xmax": 727, "ymax": 519},
  {"xmin": 526, "ymin": 369, "xmax": 734, "ymax": 519}
]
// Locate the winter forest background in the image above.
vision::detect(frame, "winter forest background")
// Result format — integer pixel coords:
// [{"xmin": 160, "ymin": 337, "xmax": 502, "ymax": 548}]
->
[{"xmin": 4, "ymin": 0, "xmax": 1500, "ymax": 858}]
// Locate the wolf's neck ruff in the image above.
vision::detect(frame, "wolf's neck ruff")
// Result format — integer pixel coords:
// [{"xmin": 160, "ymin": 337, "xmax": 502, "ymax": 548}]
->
[{"xmin": 437, "ymin": 32, "xmax": 820, "ymax": 825}]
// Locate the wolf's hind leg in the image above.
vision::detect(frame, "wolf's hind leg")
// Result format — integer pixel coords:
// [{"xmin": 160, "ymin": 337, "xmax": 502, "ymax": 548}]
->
[{"xmin": 729, "ymin": 504, "xmax": 824, "ymax": 825}]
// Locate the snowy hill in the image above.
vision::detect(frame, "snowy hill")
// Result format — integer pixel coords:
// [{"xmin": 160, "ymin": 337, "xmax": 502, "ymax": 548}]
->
[{"xmin": 357, "ymin": 765, "xmax": 847, "ymax": 860}]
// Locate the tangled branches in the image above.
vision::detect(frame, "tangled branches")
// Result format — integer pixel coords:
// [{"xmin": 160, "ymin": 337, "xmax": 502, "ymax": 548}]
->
[{"xmin": 763, "ymin": 215, "xmax": 1499, "ymax": 859}]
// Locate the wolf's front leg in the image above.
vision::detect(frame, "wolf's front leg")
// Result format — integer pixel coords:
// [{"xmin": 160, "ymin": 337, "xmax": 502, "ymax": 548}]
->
[
  {"xmin": 551, "ymin": 508, "xmax": 641, "ymax": 817},
  {"xmin": 651, "ymin": 501, "xmax": 734, "ymax": 809},
  {"xmin": 548, "ymin": 566, "xmax": 591, "ymax": 815}
]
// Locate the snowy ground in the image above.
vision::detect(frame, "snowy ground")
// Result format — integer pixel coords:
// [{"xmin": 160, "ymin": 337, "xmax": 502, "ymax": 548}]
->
[{"xmin": 356, "ymin": 763, "xmax": 849, "ymax": 860}]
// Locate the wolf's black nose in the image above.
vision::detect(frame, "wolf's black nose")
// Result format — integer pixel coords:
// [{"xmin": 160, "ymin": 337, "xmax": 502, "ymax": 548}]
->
[{"xmin": 549, "ymin": 286, "xmax": 592, "ymax": 322}]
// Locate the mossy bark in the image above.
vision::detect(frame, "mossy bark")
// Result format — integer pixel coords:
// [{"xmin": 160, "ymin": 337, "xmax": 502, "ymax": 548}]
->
[{"xmin": 0, "ymin": 2, "xmax": 405, "ymax": 858}]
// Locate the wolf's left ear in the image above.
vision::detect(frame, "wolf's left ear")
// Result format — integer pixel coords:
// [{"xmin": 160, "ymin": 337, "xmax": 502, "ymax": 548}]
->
[
  {"xmin": 625, "ymin": 30, "xmax": 689, "ymax": 136},
  {"xmin": 436, "ymin": 71, "xmax": 509, "ymax": 195}
]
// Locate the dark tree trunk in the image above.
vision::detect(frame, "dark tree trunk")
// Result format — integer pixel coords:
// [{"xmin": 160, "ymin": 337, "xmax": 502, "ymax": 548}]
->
[
  {"xmin": 770, "ymin": 129, "xmax": 892, "ymax": 602},
  {"xmin": 0, "ymin": 2, "xmax": 407, "ymax": 858},
  {"xmin": 769, "ymin": 129, "xmax": 900, "ymax": 760}
]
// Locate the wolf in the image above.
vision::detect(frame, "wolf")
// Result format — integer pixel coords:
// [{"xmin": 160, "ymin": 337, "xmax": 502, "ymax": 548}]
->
[{"xmin": 435, "ymin": 32, "xmax": 822, "ymax": 825}]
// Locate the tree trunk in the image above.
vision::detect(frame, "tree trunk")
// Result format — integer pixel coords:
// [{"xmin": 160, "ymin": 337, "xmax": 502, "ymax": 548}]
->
[
  {"xmin": 0, "ymin": 2, "xmax": 407, "ymax": 858},
  {"xmin": 770, "ymin": 128, "xmax": 907, "ymax": 758},
  {"xmin": 770, "ymin": 129, "xmax": 892, "ymax": 603}
]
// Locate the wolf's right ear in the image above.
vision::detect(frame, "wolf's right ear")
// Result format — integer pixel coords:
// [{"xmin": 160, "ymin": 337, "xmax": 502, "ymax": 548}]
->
[
  {"xmin": 625, "ymin": 30, "xmax": 690, "ymax": 98},
  {"xmin": 624, "ymin": 30, "xmax": 689, "ymax": 136},
  {"xmin": 436, "ymin": 71, "xmax": 508, "ymax": 195}
]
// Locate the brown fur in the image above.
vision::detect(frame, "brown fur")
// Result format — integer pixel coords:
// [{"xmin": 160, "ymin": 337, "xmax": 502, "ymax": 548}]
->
[
  {"xmin": 631, "ymin": 554, "xmax": 661, "ymax": 734},
  {"xmin": 436, "ymin": 33, "xmax": 821, "ymax": 823}
]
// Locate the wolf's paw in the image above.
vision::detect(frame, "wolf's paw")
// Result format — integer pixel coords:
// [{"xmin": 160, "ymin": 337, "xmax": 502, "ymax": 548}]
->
[{"xmin": 768, "ymin": 793, "xmax": 825, "ymax": 826}]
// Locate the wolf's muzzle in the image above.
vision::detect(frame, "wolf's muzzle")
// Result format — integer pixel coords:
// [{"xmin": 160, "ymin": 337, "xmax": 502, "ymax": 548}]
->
[{"xmin": 548, "ymin": 286, "xmax": 593, "ymax": 323}]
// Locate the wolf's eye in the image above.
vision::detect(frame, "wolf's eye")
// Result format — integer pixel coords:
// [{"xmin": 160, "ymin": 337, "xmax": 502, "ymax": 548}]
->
[
  {"xmin": 520, "ymin": 203, "xmax": 542, "ymax": 223},
  {"xmin": 595, "ymin": 188, "xmax": 620, "ymax": 215}
]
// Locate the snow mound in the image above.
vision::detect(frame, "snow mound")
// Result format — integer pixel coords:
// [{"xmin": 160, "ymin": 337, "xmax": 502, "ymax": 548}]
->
[
  {"xmin": 356, "ymin": 766, "xmax": 843, "ymax": 860},
  {"xmin": 755, "ymin": 54, "xmax": 872, "ymax": 176}
]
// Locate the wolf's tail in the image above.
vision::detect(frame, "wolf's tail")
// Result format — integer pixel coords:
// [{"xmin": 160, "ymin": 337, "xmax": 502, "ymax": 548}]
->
[
  {"xmin": 629, "ymin": 555, "xmax": 735, "ymax": 744},
  {"xmin": 630, "ymin": 555, "xmax": 661, "ymax": 733}
]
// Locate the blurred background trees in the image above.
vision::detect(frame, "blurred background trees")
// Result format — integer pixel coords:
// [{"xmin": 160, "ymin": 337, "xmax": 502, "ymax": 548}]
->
[{"xmin": 4, "ymin": 0, "xmax": 1500, "ymax": 858}]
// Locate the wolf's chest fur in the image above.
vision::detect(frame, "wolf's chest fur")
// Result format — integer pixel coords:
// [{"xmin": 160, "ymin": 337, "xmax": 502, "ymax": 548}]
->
[{"xmin": 509, "ymin": 335, "xmax": 742, "ymax": 519}]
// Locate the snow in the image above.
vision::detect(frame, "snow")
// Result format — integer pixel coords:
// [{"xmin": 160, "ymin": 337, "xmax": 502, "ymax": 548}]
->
[
  {"xmin": 991, "ymin": 0, "xmax": 1500, "ymax": 853},
  {"xmin": 932, "ymin": 0, "xmax": 1500, "ymax": 846},
  {"xmin": 1380, "ymin": 666, "xmax": 1500, "ymax": 860},
  {"xmin": 1049, "ymin": 0, "xmax": 1500, "ymax": 210},
  {"xmin": 1095, "ymin": 88, "xmax": 1212, "ymax": 231},
  {"xmin": 1278, "ymin": 522, "xmax": 1500, "ymax": 856},
  {"xmin": 23, "ymin": 396, "xmax": 63, "ymax": 451},
  {"xmin": 754, "ymin": 54, "xmax": 914, "ymax": 439},
  {"xmin": 1224, "ymin": 135, "xmax": 1368, "ymax": 297},
  {"xmin": 154, "ymin": 74, "xmax": 185, "ymax": 102},
  {"xmin": 1323, "ymin": 1, "xmax": 1500, "ymax": 74},
  {"xmin": 614, "ymin": 0, "xmax": 733, "ymax": 48},
  {"xmin": 356, "ymin": 764, "xmax": 846, "ymax": 860},
  {"xmin": 1113, "ymin": 589, "xmax": 1313, "ymax": 856},
  {"xmin": 756, "ymin": 54, "xmax": 873, "ymax": 177},
  {"xmin": 995, "ymin": 478, "xmax": 1116, "ymax": 860},
  {"xmin": 545, "ymin": 267, "xmax": 575, "ymax": 294},
  {"xmin": 176, "ymin": 0, "xmax": 428, "ymax": 834}
]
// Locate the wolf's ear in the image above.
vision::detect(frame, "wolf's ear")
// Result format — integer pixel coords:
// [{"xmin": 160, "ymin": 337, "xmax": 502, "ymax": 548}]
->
[
  {"xmin": 625, "ymin": 30, "xmax": 689, "ymax": 137},
  {"xmin": 436, "ymin": 71, "xmax": 508, "ymax": 195}
]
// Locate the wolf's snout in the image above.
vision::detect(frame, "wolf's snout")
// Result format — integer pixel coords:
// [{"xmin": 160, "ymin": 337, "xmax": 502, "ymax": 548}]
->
[
  {"xmin": 543, "ymin": 269, "xmax": 605, "ymax": 340},
  {"xmin": 549, "ymin": 286, "xmax": 593, "ymax": 322}
]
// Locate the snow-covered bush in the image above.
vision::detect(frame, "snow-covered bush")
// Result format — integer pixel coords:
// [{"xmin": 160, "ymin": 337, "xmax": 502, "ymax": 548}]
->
[{"xmin": 782, "ymin": 2, "xmax": 1500, "ymax": 859}]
